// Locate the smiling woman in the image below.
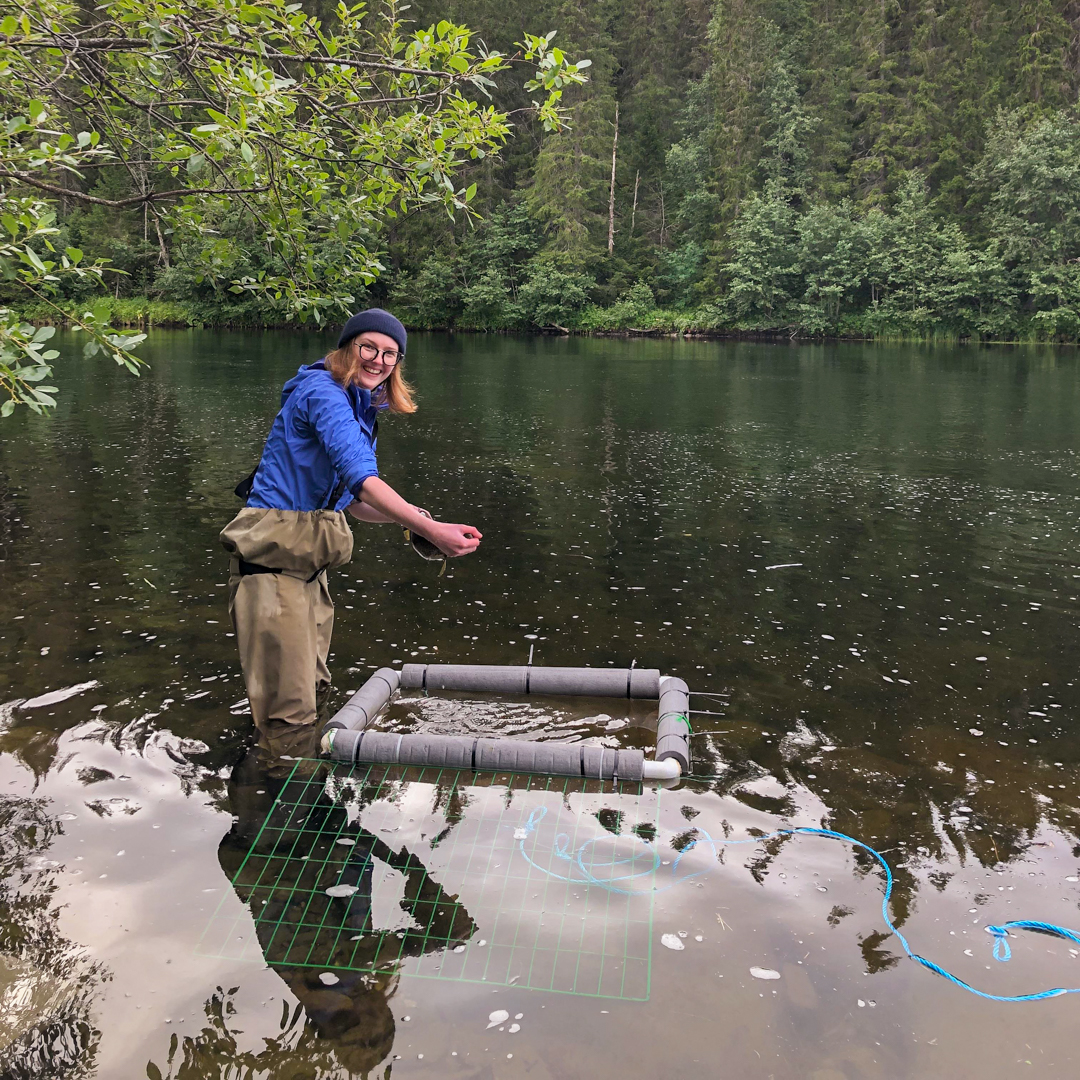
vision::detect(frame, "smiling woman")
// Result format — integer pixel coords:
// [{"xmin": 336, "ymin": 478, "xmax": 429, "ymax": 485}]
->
[
  {"xmin": 324, "ymin": 314, "xmax": 417, "ymax": 415},
  {"xmin": 218, "ymin": 308, "xmax": 482, "ymax": 747}
]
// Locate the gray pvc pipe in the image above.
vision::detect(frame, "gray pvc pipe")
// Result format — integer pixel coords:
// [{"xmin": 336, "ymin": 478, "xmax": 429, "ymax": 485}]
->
[
  {"xmin": 323, "ymin": 667, "xmax": 400, "ymax": 733},
  {"xmin": 400, "ymin": 664, "xmax": 661, "ymax": 699},
  {"xmin": 655, "ymin": 676, "xmax": 690, "ymax": 772},
  {"xmin": 324, "ymin": 728, "xmax": 646, "ymax": 782},
  {"xmin": 402, "ymin": 664, "xmax": 527, "ymax": 695}
]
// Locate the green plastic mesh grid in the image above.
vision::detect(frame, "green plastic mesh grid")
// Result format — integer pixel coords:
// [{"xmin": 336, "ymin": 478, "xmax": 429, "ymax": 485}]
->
[{"xmin": 200, "ymin": 761, "xmax": 660, "ymax": 1001}]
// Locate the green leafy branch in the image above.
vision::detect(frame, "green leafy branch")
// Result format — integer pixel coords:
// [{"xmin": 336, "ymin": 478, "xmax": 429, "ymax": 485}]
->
[{"xmin": 0, "ymin": 0, "xmax": 589, "ymax": 413}]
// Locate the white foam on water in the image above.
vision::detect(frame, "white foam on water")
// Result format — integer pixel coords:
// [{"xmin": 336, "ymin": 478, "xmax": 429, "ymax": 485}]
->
[
  {"xmin": 21, "ymin": 681, "xmax": 100, "ymax": 710},
  {"xmin": 325, "ymin": 884, "xmax": 358, "ymax": 897}
]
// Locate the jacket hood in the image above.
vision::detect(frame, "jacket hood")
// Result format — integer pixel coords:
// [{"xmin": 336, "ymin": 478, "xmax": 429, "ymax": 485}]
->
[{"xmin": 281, "ymin": 361, "xmax": 372, "ymax": 409}]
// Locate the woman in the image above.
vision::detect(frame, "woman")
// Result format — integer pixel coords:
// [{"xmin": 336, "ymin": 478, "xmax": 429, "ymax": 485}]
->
[{"xmin": 220, "ymin": 308, "xmax": 481, "ymax": 744}]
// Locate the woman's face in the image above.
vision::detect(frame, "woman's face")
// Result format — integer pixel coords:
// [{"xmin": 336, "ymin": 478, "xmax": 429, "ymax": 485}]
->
[{"xmin": 351, "ymin": 331, "xmax": 400, "ymax": 391}]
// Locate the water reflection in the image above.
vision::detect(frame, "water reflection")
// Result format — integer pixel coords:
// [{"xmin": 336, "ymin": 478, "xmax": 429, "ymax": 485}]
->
[
  {"xmin": 0, "ymin": 796, "xmax": 107, "ymax": 1079},
  {"xmin": 148, "ymin": 984, "xmax": 355, "ymax": 1079},
  {"xmin": 180, "ymin": 725, "xmax": 476, "ymax": 1076},
  {"xmin": 3, "ymin": 335, "xmax": 1080, "ymax": 1076}
]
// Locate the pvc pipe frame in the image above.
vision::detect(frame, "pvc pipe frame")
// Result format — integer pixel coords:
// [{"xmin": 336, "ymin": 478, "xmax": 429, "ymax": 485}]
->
[{"xmin": 322, "ymin": 663, "xmax": 689, "ymax": 779}]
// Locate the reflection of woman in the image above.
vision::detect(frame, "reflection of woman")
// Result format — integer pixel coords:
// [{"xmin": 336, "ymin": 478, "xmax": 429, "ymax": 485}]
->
[
  {"xmin": 220, "ymin": 309, "xmax": 481, "ymax": 744},
  {"xmin": 217, "ymin": 726, "xmax": 475, "ymax": 1074}
]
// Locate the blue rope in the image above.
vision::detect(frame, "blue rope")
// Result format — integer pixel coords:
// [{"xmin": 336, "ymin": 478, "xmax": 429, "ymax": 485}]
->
[
  {"xmin": 514, "ymin": 809, "xmax": 1080, "ymax": 1003},
  {"xmin": 515, "ymin": 807, "xmax": 688, "ymax": 894}
]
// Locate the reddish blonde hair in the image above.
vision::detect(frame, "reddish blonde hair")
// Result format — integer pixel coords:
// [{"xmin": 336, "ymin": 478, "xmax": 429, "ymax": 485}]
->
[{"xmin": 325, "ymin": 341, "xmax": 417, "ymax": 414}]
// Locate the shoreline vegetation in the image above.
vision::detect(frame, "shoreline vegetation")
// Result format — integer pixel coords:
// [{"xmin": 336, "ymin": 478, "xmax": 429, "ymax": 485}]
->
[
  {"xmin": 16, "ymin": 295, "xmax": 1080, "ymax": 347},
  {"xmin": 7, "ymin": 0, "xmax": 1080, "ymax": 421}
]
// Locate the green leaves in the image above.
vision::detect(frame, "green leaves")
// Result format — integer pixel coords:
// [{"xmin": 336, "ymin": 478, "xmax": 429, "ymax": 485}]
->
[
  {"xmin": 516, "ymin": 32, "xmax": 590, "ymax": 126},
  {"xmin": 0, "ymin": 0, "xmax": 591, "ymax": 414},
  {"xmin": 0, "ymin": 312, "xmax": 64, "ymax": 415}
]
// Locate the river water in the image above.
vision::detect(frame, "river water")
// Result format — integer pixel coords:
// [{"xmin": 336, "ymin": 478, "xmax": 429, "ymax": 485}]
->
[{"xmin": 2, "ymin": 331, "xmax": 1080, "ymax": 1078}]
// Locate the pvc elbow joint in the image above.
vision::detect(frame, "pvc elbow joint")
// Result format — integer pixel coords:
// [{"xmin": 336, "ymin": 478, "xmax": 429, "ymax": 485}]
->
[{"xmin": 642, "ymin": 757, "xmax": 682, "ymax": 780}]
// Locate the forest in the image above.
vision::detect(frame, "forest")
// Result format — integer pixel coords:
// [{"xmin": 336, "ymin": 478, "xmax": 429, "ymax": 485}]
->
[{"xmin": 7, "ymin": 0, "xmax": 1080, "ymax": 350}]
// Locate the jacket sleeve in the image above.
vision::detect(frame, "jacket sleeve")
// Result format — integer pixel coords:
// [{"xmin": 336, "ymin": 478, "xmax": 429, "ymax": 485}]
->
[{"xmin": 300, "ymin": 378, "xmax": 379, "ymax": 496}]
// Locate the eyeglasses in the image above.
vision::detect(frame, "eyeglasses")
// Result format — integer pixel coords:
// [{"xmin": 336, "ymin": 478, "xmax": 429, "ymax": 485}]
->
[{"xmin": 356, "ymin": 341, "xmax": 400, "ymax": 367}]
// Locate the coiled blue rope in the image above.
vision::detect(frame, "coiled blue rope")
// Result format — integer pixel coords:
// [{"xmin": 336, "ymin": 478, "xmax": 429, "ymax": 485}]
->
[
  {"xmin": 516, "ymin": 806, "xmax": 709, "ymax": 894},
  {"xmin": 515, "ymin": 808, "xmax": 1080, "ymax": 1002}
]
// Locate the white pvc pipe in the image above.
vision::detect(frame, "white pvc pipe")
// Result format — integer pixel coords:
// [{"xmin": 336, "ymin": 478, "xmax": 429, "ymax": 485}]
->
[{"xmin": 642, "ymin": 757, "xmax": 682, "ymax": 780}]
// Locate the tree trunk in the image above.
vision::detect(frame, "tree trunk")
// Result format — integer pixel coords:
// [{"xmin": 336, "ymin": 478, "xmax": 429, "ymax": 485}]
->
[
  {"xmin": 658, "ymin": 180, "xmax": 667, "ymax": 250},
  {"xmin": 630, "ymin": 169, "xmax": 640, "ymax": 236},
  {"xmin": 153, "ymin": 214, "xmax": 170, "ymax": 268},
  {"xmin": 607, "ymin": 102, "xmax": 619, "ymax": 255}
]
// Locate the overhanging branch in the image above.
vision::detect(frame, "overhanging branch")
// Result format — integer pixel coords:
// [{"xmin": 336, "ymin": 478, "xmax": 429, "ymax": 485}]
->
[
  {"xmin": 0, "ymin": 32, "xmax": 461, "ymax": 79},
  {"xmin": 0, "ymin": 170, "xmax": 270, "ymax": 206}
]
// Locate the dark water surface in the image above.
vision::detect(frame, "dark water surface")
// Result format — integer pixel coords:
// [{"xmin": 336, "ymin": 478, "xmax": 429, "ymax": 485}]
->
[{"xmin": 2, "ymin": 332, "xmax": 1080, "ymax": 1078}]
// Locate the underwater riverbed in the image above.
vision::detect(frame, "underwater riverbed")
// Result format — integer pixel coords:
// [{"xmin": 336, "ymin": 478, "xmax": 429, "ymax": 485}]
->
[{"xmin": 2, "ymin": 331, "xmax": 1080, "ymax": 1078}]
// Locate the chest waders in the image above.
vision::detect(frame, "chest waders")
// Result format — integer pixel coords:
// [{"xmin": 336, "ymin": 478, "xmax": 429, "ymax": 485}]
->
[{"xmin": 220, "ymin": 477, "xmax": 352, "ymax": 742}]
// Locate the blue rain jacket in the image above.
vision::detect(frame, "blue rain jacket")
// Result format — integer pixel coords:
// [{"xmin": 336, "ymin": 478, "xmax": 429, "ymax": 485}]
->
[{"xmin": 247, "ymin": 361, "xmax": 380, "ymax": 512}]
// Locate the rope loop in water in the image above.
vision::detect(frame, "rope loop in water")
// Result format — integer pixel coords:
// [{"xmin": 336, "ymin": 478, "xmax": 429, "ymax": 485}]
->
[{"xmin": 513, "ymin": 811, "xmax": 1080, "ymax": 1003}]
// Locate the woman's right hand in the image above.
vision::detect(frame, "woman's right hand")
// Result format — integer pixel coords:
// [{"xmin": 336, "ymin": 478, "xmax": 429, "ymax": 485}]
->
[
  {"xmin": 356, "ymin": 478, "xmax": 481, "ymax": 555},
  {"xmin": 423, "ymin": 520, "xmax": 483, "ymax": 557}
]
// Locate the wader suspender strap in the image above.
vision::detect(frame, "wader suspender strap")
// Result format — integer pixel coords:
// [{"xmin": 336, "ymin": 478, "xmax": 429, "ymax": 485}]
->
[
  {"xmin": 234, "ymin": 468, "xmax": 257, "ymax": 501},
  {"xmin": 324, "ymin": 475, "xmax": 348, "ymax": 510}
]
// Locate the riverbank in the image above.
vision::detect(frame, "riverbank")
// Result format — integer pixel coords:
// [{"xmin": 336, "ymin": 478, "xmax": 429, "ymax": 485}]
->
[{"xmin": 13, "ymin": 294, "xmax": 1080, "ymax": 345}]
